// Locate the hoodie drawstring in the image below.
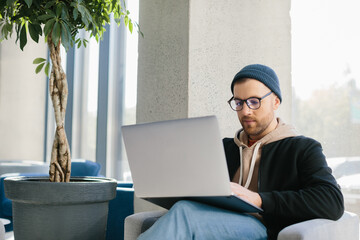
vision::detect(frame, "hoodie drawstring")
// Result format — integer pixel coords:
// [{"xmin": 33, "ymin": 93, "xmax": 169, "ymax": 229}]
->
[{"xmin": 239, "ymin": 142, "xmax": 261, "ymax": 189}]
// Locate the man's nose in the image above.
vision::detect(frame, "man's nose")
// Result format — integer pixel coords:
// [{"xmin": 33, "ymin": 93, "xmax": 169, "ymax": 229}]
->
[{"xmin": 240, "ymin": 103, "xmax": 252, "ymax": 114}]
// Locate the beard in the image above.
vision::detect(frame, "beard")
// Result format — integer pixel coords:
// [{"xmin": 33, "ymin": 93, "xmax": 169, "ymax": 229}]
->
[{"xmin": 240, "ymin": 113, "xmax": 275, "ymax": 139}]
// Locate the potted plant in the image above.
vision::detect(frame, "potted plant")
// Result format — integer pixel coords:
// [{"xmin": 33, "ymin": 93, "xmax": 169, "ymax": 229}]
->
[{"xmin": 0, "ymin": 0, "xmax": 138, "ymax": 239}]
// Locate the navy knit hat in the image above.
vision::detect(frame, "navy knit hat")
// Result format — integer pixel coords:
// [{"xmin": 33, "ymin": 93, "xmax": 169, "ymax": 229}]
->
[{"xmin": 231, "ymin": 64, "xmax": 282, "ymax": 102}]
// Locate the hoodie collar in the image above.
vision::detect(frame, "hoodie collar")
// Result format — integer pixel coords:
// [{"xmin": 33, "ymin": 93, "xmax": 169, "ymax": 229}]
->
[{"xmin": 234, "ymin": 118, "xmax": 299, "ymax": 148}]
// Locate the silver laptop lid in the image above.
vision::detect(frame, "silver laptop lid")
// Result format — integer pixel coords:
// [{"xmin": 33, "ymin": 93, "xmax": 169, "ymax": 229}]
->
[{"xmin": 122, "ymin": 116, "xmax": 232, "ymax": 198}]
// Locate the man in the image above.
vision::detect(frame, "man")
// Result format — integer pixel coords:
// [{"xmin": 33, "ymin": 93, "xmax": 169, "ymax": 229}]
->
[{"xmin": 138, "ymin": 64, "xmax": 344, "ymax": 240}]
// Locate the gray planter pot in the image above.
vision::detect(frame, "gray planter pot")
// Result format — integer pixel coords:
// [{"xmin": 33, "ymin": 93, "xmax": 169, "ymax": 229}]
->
[{"xmin": 4, "ymin": 176, "xmax": 117, "ymax": 240}]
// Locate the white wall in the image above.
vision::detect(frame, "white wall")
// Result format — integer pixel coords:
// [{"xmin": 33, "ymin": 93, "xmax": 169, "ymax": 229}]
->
[{"xmin": 0, "ymin": 36, "xmax": 48, "ymax": 161}]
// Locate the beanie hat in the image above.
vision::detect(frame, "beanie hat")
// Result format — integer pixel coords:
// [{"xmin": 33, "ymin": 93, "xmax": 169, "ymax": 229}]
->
[{"xmin": 231, "ymin": 64, "xmax": 282, "ymax": 102}]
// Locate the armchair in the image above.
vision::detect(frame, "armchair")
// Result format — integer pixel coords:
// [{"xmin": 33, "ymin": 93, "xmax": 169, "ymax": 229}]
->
[
  {"xmin": 0, "ymin": 219, "xmax": 5, "ymax": 240},
  {"xmin": 124, "ymin": 210, "xmax": 359, "ymax": 240}
]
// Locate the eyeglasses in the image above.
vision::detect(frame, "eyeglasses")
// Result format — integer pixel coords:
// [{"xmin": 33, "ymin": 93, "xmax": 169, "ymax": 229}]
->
[{"xmin": 227, "ymin": 91, "xmax": 272, "ymax": 111}]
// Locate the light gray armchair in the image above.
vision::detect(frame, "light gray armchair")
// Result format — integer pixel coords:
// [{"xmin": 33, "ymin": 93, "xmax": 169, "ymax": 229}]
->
[
  {"xmin": 0, "ymin": 220, "xmax": 5, "ymax": 240},
  {"xmin": 124, "ymin": 210, "xmax": 359, "ymax": 240}
]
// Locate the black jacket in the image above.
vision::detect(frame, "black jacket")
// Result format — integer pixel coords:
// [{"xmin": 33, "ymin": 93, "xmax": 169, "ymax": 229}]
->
[{"xmin": 223, "ymin": 136, "xmax": 344, "ymax": 239}]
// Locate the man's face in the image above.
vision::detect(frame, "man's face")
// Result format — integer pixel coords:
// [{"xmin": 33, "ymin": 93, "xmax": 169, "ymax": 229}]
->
[{"xmin": 233, "ymin": 78, "xmax": 280, "ymax": 140}]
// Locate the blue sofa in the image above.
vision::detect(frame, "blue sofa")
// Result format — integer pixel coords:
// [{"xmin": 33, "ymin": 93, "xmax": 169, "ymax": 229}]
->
[{"xmin": 106, "ymin": 182, "xmax": 134, "ymax": 240}]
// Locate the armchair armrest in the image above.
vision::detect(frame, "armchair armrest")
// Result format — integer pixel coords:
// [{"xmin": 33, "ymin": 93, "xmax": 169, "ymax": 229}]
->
[
  {"xmin": 124, "ymin": 210, "xmax": 167, "ymax": 240},
  {"xmin": 277, "ymin": 211, "xmax": 359, "ymax": 240}
]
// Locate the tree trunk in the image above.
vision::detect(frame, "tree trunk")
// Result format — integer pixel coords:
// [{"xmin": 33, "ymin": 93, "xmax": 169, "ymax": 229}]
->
[{"xmin": 48, "ymin": 36, "xmax": 71, "ymax": 182}]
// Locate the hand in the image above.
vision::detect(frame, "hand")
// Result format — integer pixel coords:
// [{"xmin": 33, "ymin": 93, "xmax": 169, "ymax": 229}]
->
[{"xmin": 230, "ymin": 182, "xmax": 262, "ymax": 208}]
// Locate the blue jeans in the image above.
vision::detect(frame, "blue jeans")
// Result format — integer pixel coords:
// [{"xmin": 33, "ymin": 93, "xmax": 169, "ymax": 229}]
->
[{"xmin": 137, "ymin": 200, "xmax": 267, "ymax": 240}]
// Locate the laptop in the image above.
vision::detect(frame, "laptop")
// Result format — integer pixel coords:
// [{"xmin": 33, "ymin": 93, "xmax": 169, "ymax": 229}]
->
[{"xmin": 121, "ymin": 115, "xmax": 263, "ymax": 213}]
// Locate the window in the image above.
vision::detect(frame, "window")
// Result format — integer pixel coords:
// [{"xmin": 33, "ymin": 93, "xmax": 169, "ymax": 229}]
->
[{"xmin": 291, "ymin": 0, "xmax": 360, "ymax": 215}]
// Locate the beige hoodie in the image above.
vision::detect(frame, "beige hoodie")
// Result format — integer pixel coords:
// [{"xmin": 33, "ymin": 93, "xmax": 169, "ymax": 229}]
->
[{"xmin": 232, "ymin": 118, "xmax": 299, "ymax": 192}]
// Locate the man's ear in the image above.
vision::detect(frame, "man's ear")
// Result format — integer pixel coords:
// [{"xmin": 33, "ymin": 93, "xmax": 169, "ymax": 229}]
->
[{"xmin": 273, "ymin": 96, "xmax": 281, "ymax": 110}]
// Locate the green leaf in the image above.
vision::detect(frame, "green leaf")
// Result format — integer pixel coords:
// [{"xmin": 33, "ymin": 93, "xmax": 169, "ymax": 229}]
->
[
  {"xmin": 124, "ymin": 15, "xmax": 129, "ymax": 26},
  {"xmin": 24, "ymin": 0, "xmax": 32, "ymax": 8},
  {"xmin": 38, "ymin": 14, "xmax": 53, "ymax": 21},
  {"xmin": 1, "ymin": 23, "xmax": 12, "ymax": 40},
  {"xmin": 135, "ymin": 22, "xmax": 144, "ymax": 38},
  {"xmin": 60, "ymin": 22, "xmax": 71, "ymax": 51},
  {"xmin": 56, "ymin": 4, "xmax": 63, "ymax": 17},
  {"xmin": 79, "ymin": 4, "xmax": 94, "ymax": 28},
  {"xmin": 63, "ymin": 22, "xmax": 72, "ymax": 39},
  {"xmin": 28, "ymin": 23, "xmax": 40, "ymax": 42},
  {"xmin": 20, "ymin": 25, "xmax": 27, "ymax": 51},
  {"xmin": 52, "ymin": 21, "xmax": 61, "ymax": 46},
  {"xmin": 44, "ymin": 1, "xmax": 56, "ymax": 9},
  {"xmin": 6, "ymin": 23, "xmax": 13, "ymax": 33},
  {"xmin": 15, "ymin": 24, "xmax": 21, "ymax": 44},
  {"xmin": 73, "ymin": 8, "xmax": 79, "ymax": 20},
  {"xmin": 61, "ymin": 5, "xmax": 70, "ymax": 20},
  {"xmin": 45, "ymin": 62, "xmax": 50, "ymax": 77},
  {"xmin": 44, "ymin": 19, "xmax": 55, "ymax": 37},
  {"xmin": 33, "ymin": 58, "xmax": 46, "ymax": 64},
  {"xmin": 77, "ymin": 5, "xmax": 89, "ymax": 26},
  {"xmin": 128, "ymin": 20, "xmax": 133, "ymax": 33},
  {"xmin": 104, "ymin": 14, "xmax": 110, "ymax": 23},
  {"xmin": 46, "ymin": 10, "xmax": 56, "ymax": 17},
  {"xmin": 35, "ymin": 62, "xmax": 45, "ymax": 74},
  {"xmin": 6, "ymin": 0, "xmax": 16, "ymax": 5}
]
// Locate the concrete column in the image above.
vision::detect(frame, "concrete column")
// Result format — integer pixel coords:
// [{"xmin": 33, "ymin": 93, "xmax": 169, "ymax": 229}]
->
[
  {"xmin": 187, "ymin": 0, "xmax": 292, "ymax": 137},
  {"xmin": 137, "ymin": 0, "xmax": 291, "ymax": 135},
  {"xmin": 136, "ymin": 0, "xmax": 190, "ymax": 123},
  {"xmin": 135, "ymin": 0, "xmax": 291, "ymax": 212}
]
